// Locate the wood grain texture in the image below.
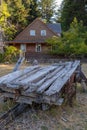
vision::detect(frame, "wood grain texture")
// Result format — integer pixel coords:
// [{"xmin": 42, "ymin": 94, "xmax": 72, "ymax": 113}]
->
[{"xmin": 0, "ymin": 60, "xmax": 81, "ymax": 105}]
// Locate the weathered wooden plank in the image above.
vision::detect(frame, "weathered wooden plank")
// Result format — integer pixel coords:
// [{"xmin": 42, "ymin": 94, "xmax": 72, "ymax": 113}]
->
[
  {"xmin": 3, "ymin": 92, "xmax": 63, "ymax": 105},
  {"xmin": 0, "ymin": 66, "xmax": 60, "ymax": 93},
  {"xmin": 0, "ymin": 66, "xmax": 40, "ymax": 85},
  {"xmin": 37, "ymin": 66, "xmax": 68, "ymax": 93},
  {"xmin": 19, "ymin": 66, "xmax": 57, "ymax": 83},
  {"xmin": 26, "ymin": 66, "xmax": 64, "ymax": 93},
  {"xmin": 0, "ymin": 60, "xmax": 81, "ymax": 106},
  {"xmin": 0, "ymin": 62, "xmax": 75, "ymax": 92},
  {"xmin": 24, "ymin": 62, "xmax": 74, "ymax": 93},
  {"xmin": 0, "ymin": 66, "xmax": 58, "ymax": 91},
  {"xmin": 13, "ymin": 57, "xmax": 25, "ymax": 72},
  {"xmin": 3, "ymin": 92, "xmax": 35, "ymax": 104},
  {"xmin": 45, "ymin": 61, "xmax": 80, "ymax": 96},
  {"xmin": 13, "ymin": 67, "xmax": 42, "ymax": 82},
  {"xmin": 0, "ymin": 82, "xmax": 35, "ymax": 93}
]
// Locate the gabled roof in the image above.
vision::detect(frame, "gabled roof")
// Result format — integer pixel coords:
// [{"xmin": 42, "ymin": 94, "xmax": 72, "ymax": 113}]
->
[
  {"xmin": 47, "ymin": 23, "xmax": 62, "ymax": 34},
  {"xmin": 11, "ymin": 18, "xmax": 61, "ymax": 44}
]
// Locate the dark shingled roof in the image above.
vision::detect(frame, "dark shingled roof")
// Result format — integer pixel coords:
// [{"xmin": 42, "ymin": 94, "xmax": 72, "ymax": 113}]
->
[{"xmin": 47, "ymin": 23, "xmax": 62, "ymax": 34}]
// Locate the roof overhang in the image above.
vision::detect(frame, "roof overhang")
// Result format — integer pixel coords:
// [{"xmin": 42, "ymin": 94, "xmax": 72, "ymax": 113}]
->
[{"xmin": 4, "ymin": 40, "xmax": 47, "ymax": 44}]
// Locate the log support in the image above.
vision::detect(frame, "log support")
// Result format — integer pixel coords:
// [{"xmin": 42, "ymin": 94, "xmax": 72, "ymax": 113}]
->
[
  {"xmin": 41, "ymin": 103, "xmax": 50, "ymax": 111},
  {"xmin": 14, "ymin": 89, "xmax": 21, "ymax": 101},
  {"xmin": 61, "ymin": 73, "xmax": 77, "ymax": 107},
  {"xmin": 76, "ymin": 66, "xmax": 87, "ymax": 92}
]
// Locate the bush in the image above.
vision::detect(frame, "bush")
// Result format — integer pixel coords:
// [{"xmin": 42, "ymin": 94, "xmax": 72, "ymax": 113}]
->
[
  {"xmin": 46, "ymin": 18, "xmax": 87, "ymax": 58},
  {"xmin": 0, "ymin": 53, "xmax": 4, "ymax": 63},
  {"xmin": 3, "ymin": 46, "xmax": 20, "ymax": 63}
]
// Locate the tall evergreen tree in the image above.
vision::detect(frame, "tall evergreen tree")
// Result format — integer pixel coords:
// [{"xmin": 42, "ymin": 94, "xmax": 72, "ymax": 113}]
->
[
  {"xmin": 23, "ymin": 0, "xmax": 40, "ymax": 24},
  {"xmin": 38, "ymin": 0, "xmax": 56, "ymax": 23},
  {"xmin": 5, "ymin": 0, "xmax": 28, "ymax": 31},
  {"xmin": 60, "ymin": 0, "xmax": 87, "ymax": 31},
  {"xmin": 0, "ymin": 1, "xmax": 17, "ymax": 41}
]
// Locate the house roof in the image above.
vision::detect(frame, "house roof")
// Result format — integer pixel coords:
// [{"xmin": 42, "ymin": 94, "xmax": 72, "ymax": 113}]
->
[
  {"xmin": 6, "ymin": 18, "xmax": 62, "ymax": 44},
  {"xmin": 47, "ymin": 23, "xmax": 62, "ymax": 34}
]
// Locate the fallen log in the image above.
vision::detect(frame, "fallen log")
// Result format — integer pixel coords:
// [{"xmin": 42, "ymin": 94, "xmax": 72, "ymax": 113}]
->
[{"xmin": 0, "ymin": 103, "xmax": 28, "ymax": 129}]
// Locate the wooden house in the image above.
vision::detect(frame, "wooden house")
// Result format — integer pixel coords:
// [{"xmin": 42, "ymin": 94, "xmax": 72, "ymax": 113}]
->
[{"xmin": 6, "ymin": 18, "xmax": 61, "ymax": 58}]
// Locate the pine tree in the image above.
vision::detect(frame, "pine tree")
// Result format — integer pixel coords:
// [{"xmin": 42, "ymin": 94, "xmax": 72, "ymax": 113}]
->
[
  {"xmin": 24, "ymin": 0, "xmax": 40, "ymax": 24},
  {"xmin": 38, "ymin": 0, "xmax": 56, "ymax": 23},
  {"xmin": 5, "ymin": 0, "xmax": 28, "ymax": 31},
  {"xmin": 60, "ymin": 0, "xmax": 87, "ymax": 31}
]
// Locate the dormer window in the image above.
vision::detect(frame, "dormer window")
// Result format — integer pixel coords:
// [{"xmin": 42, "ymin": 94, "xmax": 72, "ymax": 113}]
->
[
  {"xmin": 41, "ymin": 30, "xmax": 46, "ymax": 36},
  {"xmin": 30, "ymin": 30, "xmax": 35, "ymax": 36}
]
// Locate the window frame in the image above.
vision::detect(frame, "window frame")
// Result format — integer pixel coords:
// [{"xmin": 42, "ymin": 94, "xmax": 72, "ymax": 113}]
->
[
  {"xmin": 35, "ymin": 44, "xmax": 41, "ymax": 52},
  {"xmin": 30, "ymin": 30, "xmax": 36, "ymax": 36},
  {"xmin": 41, "ymin": 30, "xmax": 46, "ymax": 36}
]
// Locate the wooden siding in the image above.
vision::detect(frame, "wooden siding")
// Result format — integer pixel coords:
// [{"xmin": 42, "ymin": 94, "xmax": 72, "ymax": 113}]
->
[
  {"xmin": 0, "ymin": 61, "xmax": 81, "ymax": 106},
  {"xmin": 14, "ymin": 18, "xmax": 58, "ymax": 43},
  {"xmin": 7, "ymin": 18, "xmax": 59, "ymax": 55}
]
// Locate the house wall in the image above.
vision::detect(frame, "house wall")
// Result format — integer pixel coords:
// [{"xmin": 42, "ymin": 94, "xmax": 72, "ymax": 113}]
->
[
  {"xmin": 26, "ymin": 44, "xmax": 35, "ymax": 52},
  {"xmin": 15, "ymin": 44, "xmax": 20, "ymax": 50},
  {"xmin": 14, "ymin": 43, "xmax": 49, "ymax": 53},
  {"xmin": 27, "ymin": 43, "xmax": 49, "ymax": 53}
]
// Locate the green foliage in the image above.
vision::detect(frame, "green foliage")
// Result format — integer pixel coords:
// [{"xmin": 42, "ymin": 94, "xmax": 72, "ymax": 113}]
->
[
  {"xmin": 47, "ymin": 18, "xmax": 87, "ymax": 57},
  {"xmin": 46, "ymin": 36, "xmax": 63, "ymax": 55},
  {"xmin": 3, "ymin": 46, "xmax": 20, "ymax": 63},
  {"xmin": 1, "ymin": 0, "xmax": 57, "ymax": 40},
  {"xmin": 27, "ymin": 0, "xmax": 40, "ymax": 23},
  {"xmin": 60, "ymin": 0, "xmax": 87, "ymax": 31},
  {"xmin": 0, "ymin": 1, "xmax": 10, "ymax": 25},
  {"xmin": 4, "ymin": 25, "xmax": 17, "ymax": 40},
  {"xmin": 0, "ymin": 1, "xmax": 17, "ymax": 40},
  {"xmin": 0, "ymin": 53, "xmax": 4, "ymax": 62},
  {"xmin": 5, "ymin": 0, "xmax": 28, "ymax": 28},
  {"xmin": 38, "ymin": 0, "xmax": 56, "ymax": 23}
]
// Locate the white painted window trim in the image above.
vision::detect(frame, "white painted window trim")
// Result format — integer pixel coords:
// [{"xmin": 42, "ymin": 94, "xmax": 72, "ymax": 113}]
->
[
  {"xmin": 20, "ymin": 44, "xmax": 26, "ymax": 52},
  {"xmin": 30, "ymin": 30, "xmax": 35, "ymax": 36},
  {"xmin": 35, "ymin": 44, "xmax": 41, "ymax": 52},
  {"xmin": 41, "ymin": 30, "xmax": 46, "ymax": 36}
]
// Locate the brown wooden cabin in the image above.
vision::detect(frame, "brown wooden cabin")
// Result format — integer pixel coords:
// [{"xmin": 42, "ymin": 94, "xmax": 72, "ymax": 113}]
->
[{"xmin": 5, "ymin": 18, "xmax": 61, "ymax": 59}]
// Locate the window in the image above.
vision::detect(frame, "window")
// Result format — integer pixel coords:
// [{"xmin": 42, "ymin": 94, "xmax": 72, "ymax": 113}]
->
[
  {"xmin": 41, "ymin": 30, "xmax": 46, "ymax": 36},
  {"xmin": 36, "ymin": 44, "xmax": 41, "ymax": 52},
  {"xmin": 20, "ymin": 44, "xmax": 26, "ymax": 52},
  {"xmin": 30, "ymin": 30, "xmax": 35, "ymax": 36}
]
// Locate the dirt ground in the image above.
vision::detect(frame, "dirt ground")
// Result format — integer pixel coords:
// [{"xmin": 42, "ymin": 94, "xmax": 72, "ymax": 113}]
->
[{"xmin": 0, "ymin": 62, "xmax": 87, "ymax": 130}]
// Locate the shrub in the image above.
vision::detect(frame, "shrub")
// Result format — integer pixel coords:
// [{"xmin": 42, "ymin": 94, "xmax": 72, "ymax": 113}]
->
[
  {"xmin": 46, "ymin": 18, "xmax": 87, "ymax": 58},
  {"xmin": 3, "ymin": 46, "xmax": 20, "ymax": 63},
  {"xmin": 0, "ymin": 53, "xmax": 4, "ymax": 63}
]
